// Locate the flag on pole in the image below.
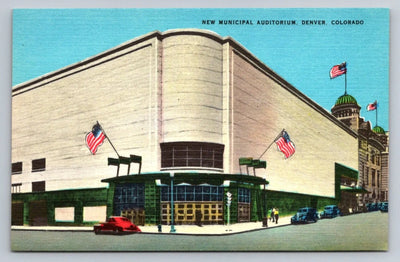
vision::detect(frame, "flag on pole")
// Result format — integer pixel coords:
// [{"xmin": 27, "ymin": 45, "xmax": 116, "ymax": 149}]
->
[
  {"xmin": 330, "ymin": 62, "xmax": 347, "ymax": 79},
  {"xmin": 366, "ymin": 100, "xmax": 378, "ymax": 111},
  {"xmin": 275, "ymin": 130, "xmax": 296, "ymax": 158},
  {"xmin": 85, "ymin": 123, "xmax": 106, "ymax": 155}
]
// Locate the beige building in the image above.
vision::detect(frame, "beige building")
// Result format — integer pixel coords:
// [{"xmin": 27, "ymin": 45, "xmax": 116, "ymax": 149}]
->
[
  {"xmin": 12, "ymin": 29, "xmax": 359, "ymax": 226},
  {"xmin": 331, "ymin": 93, "xmax": 389, "ymax": 209}
]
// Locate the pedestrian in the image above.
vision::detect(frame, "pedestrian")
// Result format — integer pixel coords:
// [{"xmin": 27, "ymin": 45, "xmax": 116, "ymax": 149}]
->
[
  {"xmin": 275, "ymin": 208, "xmax": 279, "ymax": 224},
  {"xmin": 195, "ymin": 210, "xmax": 203, "ymax": 227},
  {"xmin": 271, "ymin": 208, "xmax": 275, "ymax": 222},
  {"xmin": 268, "ymin": 208, "xmax": 272, "ymax": 221}
]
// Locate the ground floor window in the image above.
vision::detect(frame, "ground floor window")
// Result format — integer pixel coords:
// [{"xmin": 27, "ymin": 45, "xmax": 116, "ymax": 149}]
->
[
  {"xmin": 55, "ymin": 207, "xmax": 75, "ymax": 222},
  {"xmin": 161, "ymin": 185, "xmax": 224, "ymax": 202},
  {"xmin": 83, "ymin": 206, "xmax": 107, "ymax": 222},
  {"xmin": 238, "ymin": 187, "xmax": 251, "ymax": 203},
  {"xmin": 113, "ymin": 183, "xmax": 145, "ymax": 216},
  {"xmin": 161, "ymin": 201, "xmax": 224, "ymax": 225}
]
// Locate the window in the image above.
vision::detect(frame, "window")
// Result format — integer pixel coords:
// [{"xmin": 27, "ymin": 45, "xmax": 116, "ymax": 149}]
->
[
  {"xmin": 32, "ymin": 158, "xmax": 46, "ymax": 172},
  {"xmin": 12, "ymin": 183, "xmax": 22, "ymax": 193},
  {"xmin": 55, "ymin": 207, "xmax": 75, "ymax": 222},
  {"xmin": 161, "ymin": 185, "xmax": 224, "ymax": 202},
  {"xmin": 377, "ymin": 171, "xmax": 380, "ymax": 187},
  {"xmin": 32, "ymin": 181, "xmax": 45, "ymax": 192},
  {"xmin": 238, "ymin": 188, "xmax": 251, "ymax": 203},
  {"xmin": 371, "ymin": 169, "xmax": 376, "ymax": 187},
  {"xmin": 161, "ymin": 142, "xmax": 224, "ymax": 169},
  {"xmin": 113, "ymin": 183, "xmax": 145, "ymax": 216},
  {"xmin": 12, "ymin": 162, "xmax": 23, "ymax": 175}
]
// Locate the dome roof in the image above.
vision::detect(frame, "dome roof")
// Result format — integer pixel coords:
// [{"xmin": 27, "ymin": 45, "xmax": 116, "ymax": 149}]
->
[
  {"xmin": 372, "ymin": 126, "xmax": 385, "ymax": 134},
  {"xmin": 334, "ymin": 94, "xmax": 358, "ymax": 106}
]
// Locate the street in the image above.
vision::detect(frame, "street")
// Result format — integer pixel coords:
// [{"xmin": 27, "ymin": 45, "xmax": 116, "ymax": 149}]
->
[{"xmin": 11, "ymin": 212, "xmax": 388, "ymax": 251}]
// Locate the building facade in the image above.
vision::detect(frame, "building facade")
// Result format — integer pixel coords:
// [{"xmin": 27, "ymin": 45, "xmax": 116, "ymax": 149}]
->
[
  {"xmin": 331, "ymin": 93, "xmax": 389, "ymax": 210},
  {"xmin": 12, "ymin": 29, "xmax": 359, "ymax": 226}
]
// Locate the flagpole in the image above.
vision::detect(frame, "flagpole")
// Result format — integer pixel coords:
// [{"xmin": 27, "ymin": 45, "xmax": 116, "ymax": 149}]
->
[
  {"xmin": 345, "ymin": 72, "xmax": 347, "ymax": 95},
  {"xmin": 97, "ymin": 121, "xmax": 120, "ymax": 157},
  {"xmin": 376, "ymin": 105, "xmax": 378, "ymax": 127},
  {"xmin": 258, "ymin": 129, "xmax": 284, "ymax": 159}
]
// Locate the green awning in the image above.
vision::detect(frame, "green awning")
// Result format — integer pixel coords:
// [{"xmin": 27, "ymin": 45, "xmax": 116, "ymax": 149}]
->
[
  {"xmin": 102, "ymin": 172, "xmax": 269, "ymax": 186},
  {"xmin": 335, "ymin": 163, "xmax": 358, "ymax": 180},
  {"xmin": 340, "ymin": 185, "xmax": 369, "ymax": 193}
]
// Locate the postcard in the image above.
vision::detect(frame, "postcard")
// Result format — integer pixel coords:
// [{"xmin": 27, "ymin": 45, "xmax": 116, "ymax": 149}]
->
[{"xmin": 11, "ymin": 8, "xmax": 389, "ymax": 251}]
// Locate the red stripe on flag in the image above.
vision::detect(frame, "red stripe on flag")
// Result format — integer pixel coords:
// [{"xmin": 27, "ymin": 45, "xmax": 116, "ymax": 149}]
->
[
  {"xmin": 330, "ymin": 64, "xmax": 347, "ymax": 79},
  {"xmin": 366, "ymin": 102, "xmax": 377, "ymax": 111},
  {"xmin": 275, "ymin": 137, "xmax": 295, "ymax": 158},
  {"xmin": 85, "ymin": 132, "xmax": 105, "ymax": 154}
]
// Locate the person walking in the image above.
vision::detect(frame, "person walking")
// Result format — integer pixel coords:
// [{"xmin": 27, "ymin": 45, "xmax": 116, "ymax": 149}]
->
[
  {"xmin": 195, "ymin": 209, "xmax": 203, "ymax": 227},
  {"xmin": 271, "ymin": 208, "xmax": 276, "ymax": 223},
  {"xmin": 274, "ymin": 208, "xmax": 279, "ymax": 224}
]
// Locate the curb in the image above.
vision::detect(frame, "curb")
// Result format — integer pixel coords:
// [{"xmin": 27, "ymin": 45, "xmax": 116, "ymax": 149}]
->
[
  {"xmin": 11, "ymin": 223, "xmax": 291, "ymax": 236},
  {"xmin": 140, "ymin": 224, "xmax": 291, "ymax": 236}
]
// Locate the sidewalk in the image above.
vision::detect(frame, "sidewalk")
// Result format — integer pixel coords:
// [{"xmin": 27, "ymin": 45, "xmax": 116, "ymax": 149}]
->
[
  {"xmin": 11, "ymin": 216, "xmax": 291, "ymax": 235},
  {"xmin": 143, "ymin": 215, "xmax": 291, "ymax": 235}
]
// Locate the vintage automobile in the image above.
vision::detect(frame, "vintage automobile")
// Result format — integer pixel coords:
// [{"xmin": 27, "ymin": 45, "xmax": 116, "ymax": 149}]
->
[
  {"xmin": 94, "ymin": 216, "xmax": 141, "ymax": 234},
  {"xmin": 320, "ymin": 205, "xmax": 341, "ymax": 219},
  {"xmin": 291, "ymin": 207, "xmax": 318, "ymax": 224},
  {"xmin": 366, "ymin": 203, "xmax": 379, "ymax": 212},
  {"xmin": 379, "ymin": 202, "xmax": 388, "ymax": 212}
]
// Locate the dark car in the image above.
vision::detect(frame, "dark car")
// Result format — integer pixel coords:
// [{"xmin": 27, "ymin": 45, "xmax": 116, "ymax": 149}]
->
[
  {"xmin": 366, "ymin": 203, "xmax": 379, "ymax": 212},
  {"xmin": 320, "ymin": 205, "xmax": 341, "ymax": 219},
  {"xmin": 379, "ymin": 202, "xmax": 388, "ymax": 212},
  {"xmin": 94, "ymin": 216, "xmax": 141, "ymax": 234},
  {"xmin": 291, "ymin": 207, "xmax": 318, "ymax": 224}
]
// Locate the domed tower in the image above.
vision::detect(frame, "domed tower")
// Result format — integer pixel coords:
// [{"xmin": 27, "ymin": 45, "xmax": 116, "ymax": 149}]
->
[
  {"xmin": 372, "ymin": 125, "xmax": 388, "ymax": 146},
  {"xmin": 331, "ymin": 93, "xmax": 361, "ymax": 131}
]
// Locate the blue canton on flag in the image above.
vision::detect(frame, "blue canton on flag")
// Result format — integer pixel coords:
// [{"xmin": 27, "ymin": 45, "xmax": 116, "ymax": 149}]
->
[
  {"xmin": 275, "ymin": 130, "xmax": 296, "ymax": 159},
  {"xmin": 85, "ymin": 123, "xmax": 106, "ymax": 155}
]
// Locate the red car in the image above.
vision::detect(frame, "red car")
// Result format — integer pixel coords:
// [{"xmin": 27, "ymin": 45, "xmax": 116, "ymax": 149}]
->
[{"xmin": 94, "ymin": 216, "xmax": 141, "ymax": 234}]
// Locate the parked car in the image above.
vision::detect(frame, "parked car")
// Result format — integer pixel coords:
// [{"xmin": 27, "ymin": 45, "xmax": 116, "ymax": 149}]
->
[
  {"xmin": 94, "ymin": 216, "xmax": 141, "ymax": 234},
  {"xmin": 291, "ymin": 207, "xmax": 318, "ymax": 224},
  {"xmin": 320, "ymin": 205, "xmax": 341, "ymax": 219},
  {"xmin": 379, "ymin": 202, "xmax": 388, "ymax": 212},
  {"xmin": 366, "ymin": 203, "xmax": 379, "ymax": 212}
]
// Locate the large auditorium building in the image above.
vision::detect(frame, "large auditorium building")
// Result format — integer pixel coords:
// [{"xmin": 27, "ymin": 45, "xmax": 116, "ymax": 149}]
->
[{"xmin": 11, "ymin": 29, "xmax": 360, "ymax": 226}]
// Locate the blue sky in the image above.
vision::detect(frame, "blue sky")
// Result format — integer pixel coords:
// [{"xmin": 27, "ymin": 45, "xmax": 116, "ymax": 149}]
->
[{"xmin": 12, "ymin": 8, "xmax": 389, "ymax": 131}]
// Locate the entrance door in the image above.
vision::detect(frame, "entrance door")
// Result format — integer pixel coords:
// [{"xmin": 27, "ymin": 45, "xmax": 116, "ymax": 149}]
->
[
  {"xmin": 12, "ymin": 202, "xmax": 24, "ymax": 225},
  {"xmin": 238, "ymin": 203, "xmax": 250, "ymax": 222},
  {"xmin": 29, "ymin": 200, "xmax": 47, "ymax": 226}
]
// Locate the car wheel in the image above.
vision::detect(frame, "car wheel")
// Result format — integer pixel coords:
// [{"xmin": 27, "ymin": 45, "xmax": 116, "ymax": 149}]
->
[
  {"xmin": 114, "ymin": 227, "xmax": 123, "ymax": 234},
  {"xmin": 94, "ymin": 228, "xmax": 101, "ymax": 235}
]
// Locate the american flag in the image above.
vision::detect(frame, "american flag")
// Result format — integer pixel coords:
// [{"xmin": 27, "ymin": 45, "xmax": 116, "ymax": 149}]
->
[
  {"xmin": 85, "ymin": 123, "xmax": 106, "ymax": 155},
  {"xmin": 330, "ymin": 62, "xmax": 347, "ymax": 79},
  {"xmin": 275, "ymin": 130, "xmax": 295, "ymax": 159},
  {"xmin": 366, "ymin": 101, "xmax": 378, "ymax": 111}
]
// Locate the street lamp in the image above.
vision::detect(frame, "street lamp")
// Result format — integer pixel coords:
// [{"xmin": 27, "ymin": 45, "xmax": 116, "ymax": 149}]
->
[{"xmin": 170, "ymin": 173, "xmax": 176, "ymax": 233}]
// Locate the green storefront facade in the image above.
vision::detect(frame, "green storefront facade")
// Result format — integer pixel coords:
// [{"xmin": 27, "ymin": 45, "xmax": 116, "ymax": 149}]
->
[
  {"xmin": 11, "ymin": 187, "xmax": 109, "ymax": 226},
  {"xmin": 11, "ymin": 163, "xmax": 361, "ymax": 226}
]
